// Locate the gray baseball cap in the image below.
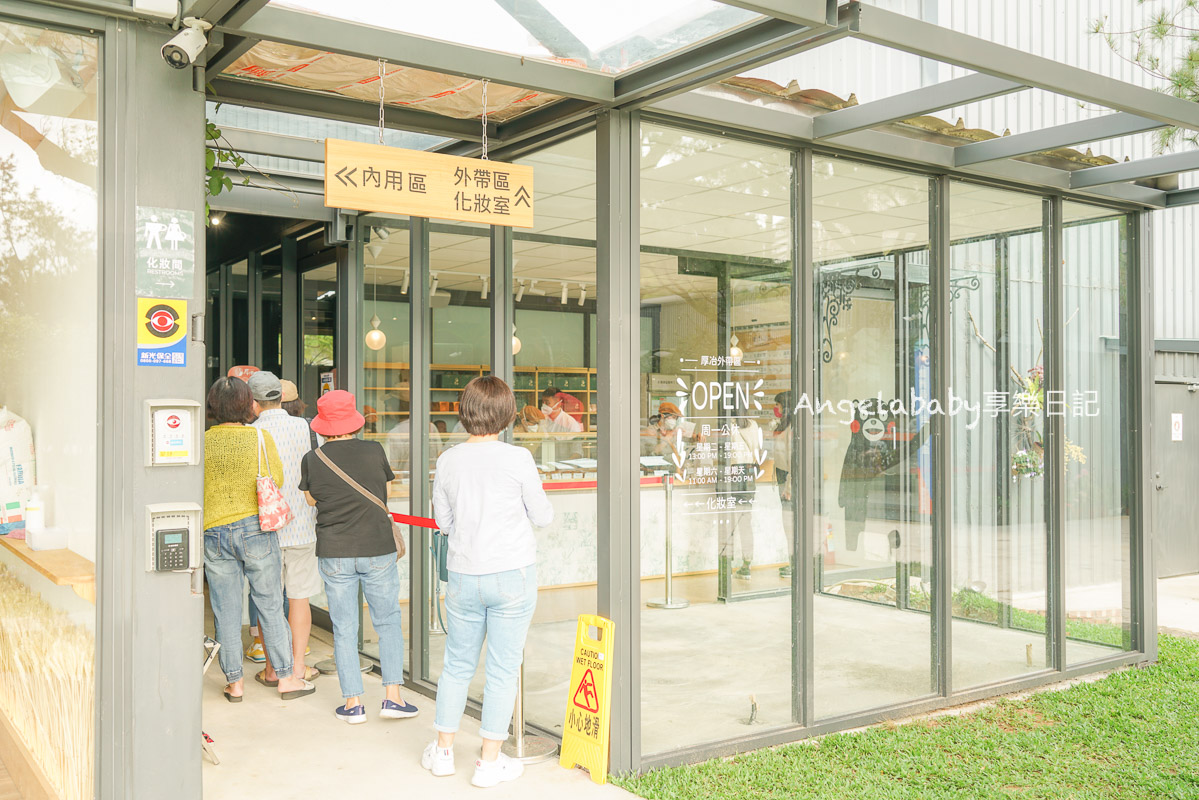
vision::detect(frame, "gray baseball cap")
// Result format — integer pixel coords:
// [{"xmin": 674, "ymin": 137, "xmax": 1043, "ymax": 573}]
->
[{"xmin": 247, "ymin": 371, "xmax": 282, "ymax": 402}]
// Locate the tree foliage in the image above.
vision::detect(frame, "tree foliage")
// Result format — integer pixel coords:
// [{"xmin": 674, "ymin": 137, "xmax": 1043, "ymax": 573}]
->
[{"xmin": 1093, "ymin": 0, "xmax": 1199, "ymax": 151}]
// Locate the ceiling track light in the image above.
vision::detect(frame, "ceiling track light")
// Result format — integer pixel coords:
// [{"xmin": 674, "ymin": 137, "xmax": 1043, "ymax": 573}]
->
[
  {"xmin": 430, "ymin": 272, "xmax": 440, "ymax": 294},
  {"xmin": 372, "ymin": 226, "xmax": 390, "ymax": 241},
  {"xmin": 578, "ymin": 286, "xmax": 587, "ymax": 306},
  {"xmin": 400, "ymin": 269, "xmax": 410, "ymax": 295},
  {"xmin": 515, "ymin": 280, "xmax": 527, "ymax": 301},
  {"xmin": 481, "ymin": 277, "xmax": 490, "ymax": 300},
  {"xmin": 560, "ymin": 282, "xmax": 569, "ymax": 304}
]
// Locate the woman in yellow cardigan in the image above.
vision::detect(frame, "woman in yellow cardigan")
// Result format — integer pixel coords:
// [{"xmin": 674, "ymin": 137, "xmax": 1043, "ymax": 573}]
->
[{"xmin": 204, "ymin": 377, "xmax": 315, "ymax": 702}]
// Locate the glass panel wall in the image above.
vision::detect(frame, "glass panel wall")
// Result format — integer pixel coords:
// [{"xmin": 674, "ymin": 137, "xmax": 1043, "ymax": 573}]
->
[
  {"xmin": 423, "ymin": 221, "xmax": 493, "ymax": 688},
  {"xmin": 949, "ymin": 184, "xmax": 1049, "ymax": 686},
  {"xmin": 512, "ymin": 133, "xmax": 600, "ymax": 735},
  {"xmin": 811, "ymin": 156, "xmax": 936, "ymax": 718},
  {"xmin": 360, "ymin": 224, "xmax": 413, "ymax": 666},
  {"xmin": 0, "ymin": 18, "xmax": 99, "ymax": 800},
  {"xmin": 639, "ymin": 123, "xmax": 795, "ymax": 754},
  {"xmin": 1061, "ymin": 202, "xmax": 1133, "ymax": 662}
]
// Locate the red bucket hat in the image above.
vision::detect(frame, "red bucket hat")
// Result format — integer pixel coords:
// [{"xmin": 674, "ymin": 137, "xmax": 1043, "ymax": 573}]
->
[{"xmin": 311, "ymin": 390, "xmax": 366, "ymax": 437}]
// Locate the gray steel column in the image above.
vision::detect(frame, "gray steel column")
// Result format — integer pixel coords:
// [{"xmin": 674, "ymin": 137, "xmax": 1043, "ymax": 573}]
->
[
  {"xmin": 1131, "ymin": 212, "xmax": 1157, "ymax": 660},
  {"xmin": 491, "ymin": 225, "xmax": 515, "ymax": 389},
  {"xmin": 1044, "ymin": 197, "xmax": 1066, "ymax": 671},
  {"xmin": 930, "ymin": 175, "xmax": 952, "ymax": 697},
  {"xmin": 793, "ymin": 149, "xmax": 815, "ymax": 727},
  {"xmin": 218, "ymin": 261, "xmax": 233, "ymax": 372},
  {"xmin": 335, "ymin": 231, "xmax": 363, "ymax": 399},
  {"xmin": 96, "ymin": 20, "xmax": 206, "ymax": 800},
  {"xmin": 247, "ymin": 250, "xmax": 263, "ymax": 366},
  {"xmin": 280, "ymin": 235, "xmax": 300, "ymax": 382},
  {"xmin": 596, "ymin": 108, "xmax": 641, "ymax": 773},
  {"xmin": 409, "ymin": 218, "xmax": 433, "ymax": 680}
]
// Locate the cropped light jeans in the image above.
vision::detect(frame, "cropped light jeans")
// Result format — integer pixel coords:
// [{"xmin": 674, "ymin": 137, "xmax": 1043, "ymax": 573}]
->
[
  {"xmin": 319, "ymin": 554, "xmax": 406, "ymax": 699},
  {"xmin": 434, "ymin": 565, "xmax": 538, "ymax": 741},
  {"xmin": 204, "ymin": 515, "xmax": 293, "ymax": 683}
]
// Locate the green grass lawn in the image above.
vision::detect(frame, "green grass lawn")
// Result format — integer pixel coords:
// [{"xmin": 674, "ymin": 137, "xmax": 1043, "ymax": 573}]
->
[{"xmin": 616, "ymin": 636, "xmax": 1199, "ymax": 800}]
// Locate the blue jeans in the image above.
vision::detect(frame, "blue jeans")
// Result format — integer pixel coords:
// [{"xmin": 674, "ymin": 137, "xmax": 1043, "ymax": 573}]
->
[
  {"xmin": 434, "ymin": 565, "xmax": 537, "ymax": 741},
  {"xmin": 204, "ymin": 516, "xmax": 292, "ymax": 682},
  {"xmin": 319, "ymin": 554, "xmax": 406, "ymax": 699},
  {"xmin": 249, "ymin": 590, "xmax": 288, "ymax": 631}
]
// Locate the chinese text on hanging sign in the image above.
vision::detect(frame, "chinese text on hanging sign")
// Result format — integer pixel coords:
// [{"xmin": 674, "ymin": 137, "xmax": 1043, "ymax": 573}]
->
[{"xmin": 324, "ymin": 139, "xmax": 534, "ymax": 228}]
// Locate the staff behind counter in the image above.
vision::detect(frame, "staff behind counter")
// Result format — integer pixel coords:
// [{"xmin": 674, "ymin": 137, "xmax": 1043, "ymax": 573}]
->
[{"xmin": 539, "ymin": 386, "xmax": 583, "ymax": 433}]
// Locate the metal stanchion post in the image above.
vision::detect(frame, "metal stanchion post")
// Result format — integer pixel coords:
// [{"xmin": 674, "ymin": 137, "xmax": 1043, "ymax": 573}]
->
[
  {"xmin": 648, "ymin": 474, "xmax": 689, "ymax": 609},
  {"xmin": 500, "ymin": 660, "xmax": 558, "ymax": 763}
]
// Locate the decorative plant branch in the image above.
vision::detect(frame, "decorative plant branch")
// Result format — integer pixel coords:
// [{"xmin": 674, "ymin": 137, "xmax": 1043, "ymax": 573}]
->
[
  {"xmin": 204, "ymin": 107, "xmax": 300, "ymax": 225},
  {"xmin": 966, "ymin": 311, "xmax": 1086, "ymax": 481}
]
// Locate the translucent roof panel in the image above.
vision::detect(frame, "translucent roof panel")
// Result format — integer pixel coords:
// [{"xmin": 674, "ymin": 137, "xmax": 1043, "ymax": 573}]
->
[
  {"xmin": 270, "ymin": 0, "xmax": 762, "ymax": 74},
  {"xmin": 741, "ymin": 37, "xmax": 953, "ymax": 106}
]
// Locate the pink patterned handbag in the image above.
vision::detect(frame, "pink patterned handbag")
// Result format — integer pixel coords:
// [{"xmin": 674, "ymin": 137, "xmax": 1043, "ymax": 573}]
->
[{"xmin": 255, "ymin": 428, "xmax": 294, "ymax": 531}]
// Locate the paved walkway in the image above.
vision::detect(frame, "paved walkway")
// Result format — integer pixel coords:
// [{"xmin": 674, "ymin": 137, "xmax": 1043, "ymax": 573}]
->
[{"xmin": 1158, "ymin": 574, "xmax": 1199, "ymax": 636}]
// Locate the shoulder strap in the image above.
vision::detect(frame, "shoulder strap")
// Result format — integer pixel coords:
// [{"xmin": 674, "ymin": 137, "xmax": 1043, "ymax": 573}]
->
[
  {"xmin": 254, "ymin": 426, "xmax": 266, "ymax": 478},
  {"xmin": 315, "ymin": 446, "xmax": 390, "ymax": 515}
]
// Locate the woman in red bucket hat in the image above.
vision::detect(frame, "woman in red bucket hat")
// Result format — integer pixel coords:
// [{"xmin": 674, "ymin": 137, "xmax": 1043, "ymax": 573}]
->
[{"xmin": 299, "ymin": 390, "xmax": 417, "ymax": 724}]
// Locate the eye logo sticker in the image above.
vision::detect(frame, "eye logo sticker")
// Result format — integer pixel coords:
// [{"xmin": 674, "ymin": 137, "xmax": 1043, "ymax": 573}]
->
[
  {"xmin": 136, "ymin": 297, "xmax": 187, "ymax": 367},
  {"xmin": 145, "ymin": 304, "xmax": 180, "ymax": 338}
]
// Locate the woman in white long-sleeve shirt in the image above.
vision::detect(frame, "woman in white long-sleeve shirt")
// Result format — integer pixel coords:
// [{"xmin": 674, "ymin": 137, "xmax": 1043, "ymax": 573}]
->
[{"xmin": 423, "ymin": 376, "xmax": 554, "ymax": 789}]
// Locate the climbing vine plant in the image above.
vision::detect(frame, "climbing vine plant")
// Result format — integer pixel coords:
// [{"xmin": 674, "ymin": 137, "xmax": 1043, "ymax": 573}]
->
[{"xmin": 203, "ymin": 104, "xmax": 298, "ymax": 226}]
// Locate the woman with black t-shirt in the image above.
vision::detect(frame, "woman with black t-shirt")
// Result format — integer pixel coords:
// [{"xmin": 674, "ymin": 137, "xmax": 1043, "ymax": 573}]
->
[{"xmin": 299, "ymin": 389, "xmax": 418, "ymax": 725}]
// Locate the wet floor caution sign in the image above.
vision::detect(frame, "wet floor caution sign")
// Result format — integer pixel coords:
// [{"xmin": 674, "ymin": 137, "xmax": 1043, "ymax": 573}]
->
[{"xmin": 559, "ymin": 614, "xmax": 613, "ymax": 784}]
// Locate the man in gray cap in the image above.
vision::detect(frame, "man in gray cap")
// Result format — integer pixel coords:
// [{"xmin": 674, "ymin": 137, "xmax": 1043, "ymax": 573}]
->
[{"xmin": 249, "ymin": 371, "xmax": 322, "ymax": 685}]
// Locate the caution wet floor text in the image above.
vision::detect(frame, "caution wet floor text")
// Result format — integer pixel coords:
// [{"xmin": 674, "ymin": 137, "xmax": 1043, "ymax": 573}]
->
[{"xmin": 559, "ymin": 614, "xmax": 613, "ymax": 784}]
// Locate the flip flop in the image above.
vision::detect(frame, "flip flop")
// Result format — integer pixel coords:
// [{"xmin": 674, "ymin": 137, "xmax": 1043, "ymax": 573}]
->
[
  {"xmin": 255, "ymin": 671, "xmax": 278, "ymax": 688},
  {"xmin": 280, "ymin": 679, "xmax": 317, "ymax": 701},
  {"xmin": 302, "ymin": 666, "xmax": 321, "ymax": 682},
  {"xmin": 223, "ymin": 688, "xmax": 243, "ymax": 703}
]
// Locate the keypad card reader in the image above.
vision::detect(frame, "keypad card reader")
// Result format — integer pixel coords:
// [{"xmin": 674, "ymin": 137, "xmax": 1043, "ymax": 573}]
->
[
  {"xmin": 156, "ymin": 528, "xmax": 189, "ymax": 570},
  {"xmin": 145, "ymin": 502, "xmax": 202, "ymax": 572}
]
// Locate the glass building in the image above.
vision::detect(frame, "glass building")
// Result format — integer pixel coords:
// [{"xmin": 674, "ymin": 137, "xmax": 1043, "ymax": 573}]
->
[{"xmin": 0, "ymin": 1, "xmax": 1187, "ymax": 797}]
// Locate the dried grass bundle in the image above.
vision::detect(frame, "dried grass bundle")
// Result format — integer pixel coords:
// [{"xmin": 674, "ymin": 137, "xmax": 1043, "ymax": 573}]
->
[{"xmin": 0, "ymin": 564, "xmax": 94, "ymax": 800}]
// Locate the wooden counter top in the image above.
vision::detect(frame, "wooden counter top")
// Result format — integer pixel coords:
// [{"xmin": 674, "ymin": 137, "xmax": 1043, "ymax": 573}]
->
[{"xmin": 0, "ymin": 535, "xmax": 95, "ymax": 604}]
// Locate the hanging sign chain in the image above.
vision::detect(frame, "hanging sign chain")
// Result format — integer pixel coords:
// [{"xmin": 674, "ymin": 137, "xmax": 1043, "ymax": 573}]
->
[
  {"xmin": 377, "ymin": 58, "xmax": 387, "ymax": 145},
  {"xmin": 481, "ymin": 78, "xmax": 490, "ymax": 160}
]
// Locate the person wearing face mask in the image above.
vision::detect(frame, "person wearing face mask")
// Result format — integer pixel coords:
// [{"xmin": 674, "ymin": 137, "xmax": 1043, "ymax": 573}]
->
[
  {"xmin": 539, "ymin": 388, "xmax": 583, "ymax": 434},
  {"xmin": 641, "ymin": 402, "xmax": 694, "ymax": 460},
  {"xmin": 515, "ymin": 405, "xmax": 548, "ymax": 461},
  {"xmin": 771, "ymin": 391, "xmax": 795, "ymax": 578}
]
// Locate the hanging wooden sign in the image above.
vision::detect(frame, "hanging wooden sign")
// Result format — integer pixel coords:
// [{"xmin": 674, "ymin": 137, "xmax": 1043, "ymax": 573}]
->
[{"xmin": 324, "ymin": 138, "xmax": 534, "ymax": 228}]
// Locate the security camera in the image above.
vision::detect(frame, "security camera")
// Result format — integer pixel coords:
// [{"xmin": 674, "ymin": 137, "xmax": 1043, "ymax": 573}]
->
[{"xmin": 161, "ymin": 18, "xmax": 212, "ymax": 69}]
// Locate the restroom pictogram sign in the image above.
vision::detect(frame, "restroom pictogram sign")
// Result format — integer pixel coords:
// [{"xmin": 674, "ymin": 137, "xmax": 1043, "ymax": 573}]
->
[{"xmin": 572, "ymin": 668, "xmax": 600, "ymax": 713}]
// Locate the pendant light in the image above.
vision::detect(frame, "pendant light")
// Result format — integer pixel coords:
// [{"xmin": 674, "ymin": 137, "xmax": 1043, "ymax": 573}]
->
[
  {"xmin": 729, "ymin": 333, "xmax": 743, "ymax": 361},
  {"xmin": 512, "ymin": 324, "xmax": 522, "ymax": 355},
  {"xmin": 365, "ymin": 266, "xmax": 387, "ymax": 351}
]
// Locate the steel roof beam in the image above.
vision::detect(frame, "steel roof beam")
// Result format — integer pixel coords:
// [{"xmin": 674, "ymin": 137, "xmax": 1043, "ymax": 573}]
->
[
  {"xmin": 954, "ymin": 113, "xmax": 1166, "ymax": 166},
  {"xmin": 848, "ymin": 2, "xmax": 1199, "ymax": 133},
  {"xmin": 1165, "ymin": 188, "xmax": 1199, "ymax": 208},
  {"xmin": 712, "ymin": 0, "xmax": 835, "ymax": 26},
  {"xmin": 211, "ymin": 127, "xmax": 325, "ymax": 162},
  {"xmin": 648, "ymin": 87, "xmax": 1167, "ymax": 207},
  {"xmin": 1069, "ymin": 150, "xmax": 1199, "ymax": 189},
  {"xmin": 613, "ymin": 16, "xmax": 848, "ymax": 108},
  {"xmin": 813, "ymin": 73, "xmax": 1023, "ymax": 139},
  {"xmin": 208, "ymin": 77, "xmax": 496, "ymax": 143},
  {"xmin": 222, "ymin": 5, "xmax": 615, "ymax": 103}
]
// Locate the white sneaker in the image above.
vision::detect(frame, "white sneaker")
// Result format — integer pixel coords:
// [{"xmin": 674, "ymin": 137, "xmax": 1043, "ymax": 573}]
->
[
  {"xmin": 471, "ymin": 753, "xmax": 524, "ymax": 788},
  {"xmin": 421, "ymin": 741, "xmax": 455, "ymax": 777}
]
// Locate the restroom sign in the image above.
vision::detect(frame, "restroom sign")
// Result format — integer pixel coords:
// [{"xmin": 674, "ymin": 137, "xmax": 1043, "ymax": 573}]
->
[
  {"xmin": 324, "ymin": 139, "xmax": 534, "ymax": 228},
  {"xmin": 560, "ymin": 614, "xmax": 613, "ymax": 784}
]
